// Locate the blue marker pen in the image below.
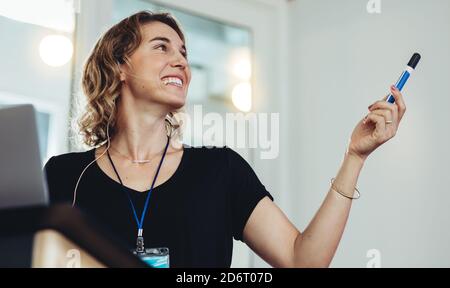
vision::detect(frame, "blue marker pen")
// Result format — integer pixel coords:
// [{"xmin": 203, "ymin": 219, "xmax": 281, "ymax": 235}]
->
[{"xmin": 387, "ymin": 53, "xmax": 421, "ymax": 103}]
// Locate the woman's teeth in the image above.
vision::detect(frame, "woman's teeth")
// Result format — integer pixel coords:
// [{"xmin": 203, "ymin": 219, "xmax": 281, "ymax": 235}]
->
[{"xmin": 162, "ymin": 77, "xmax": 183, "ymax": 87}]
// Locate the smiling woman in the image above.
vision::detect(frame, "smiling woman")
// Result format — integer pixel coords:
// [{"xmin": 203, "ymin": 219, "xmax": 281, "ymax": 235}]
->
[
  {"xmin": 80, "ymin": 11, "xmax": 188, "ymax": 147},
  {"xmin": 43, "ymin": 9, "xmax": 408, "ymax": 268},
  {"xmin": 44, "ymin": 10, "xmax": 275, "ymax": 268}
]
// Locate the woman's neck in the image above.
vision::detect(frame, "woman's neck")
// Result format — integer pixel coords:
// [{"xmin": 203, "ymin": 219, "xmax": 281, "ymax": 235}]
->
[{"xmin": 111, "ymin": 98, "xmax": 170, "ymax": 161}]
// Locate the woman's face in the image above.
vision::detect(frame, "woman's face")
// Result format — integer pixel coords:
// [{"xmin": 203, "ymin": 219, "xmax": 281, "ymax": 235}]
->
[{"xmin": 120, "ymin": 21, "xmax": 191, "ymax": 110}]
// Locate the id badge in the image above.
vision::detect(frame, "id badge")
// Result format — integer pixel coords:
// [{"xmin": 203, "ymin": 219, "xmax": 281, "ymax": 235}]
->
[{"xmin": 134, "ymin": 247, "xmax": 170, "ymax": 268}]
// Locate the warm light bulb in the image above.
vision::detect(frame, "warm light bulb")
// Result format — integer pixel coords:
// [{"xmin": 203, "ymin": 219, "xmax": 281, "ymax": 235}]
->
[
  {"xmin": 39, "ymin": 34, "xmax": 73, "ymax": 67},
  {"xmin": 232, "ymin": 82, "xmax": 252, "ymax": 112}
]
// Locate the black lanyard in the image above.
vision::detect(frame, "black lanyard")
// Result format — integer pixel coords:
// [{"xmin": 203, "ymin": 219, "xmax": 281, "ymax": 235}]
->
[{"xmin": 107, "ymin": 136, "xmax": 170, "ymax": 252}]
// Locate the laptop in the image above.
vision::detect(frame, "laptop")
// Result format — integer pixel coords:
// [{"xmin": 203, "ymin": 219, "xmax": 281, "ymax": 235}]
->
[{"xmin": 0, "ymin": 104, "xmax": 49, "ymax": 209}]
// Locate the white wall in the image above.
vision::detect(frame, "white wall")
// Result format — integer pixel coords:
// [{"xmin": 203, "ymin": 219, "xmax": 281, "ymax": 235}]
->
[{"xmin": 287, "ymin": 0, "xmax": 450, "ymax": 267}]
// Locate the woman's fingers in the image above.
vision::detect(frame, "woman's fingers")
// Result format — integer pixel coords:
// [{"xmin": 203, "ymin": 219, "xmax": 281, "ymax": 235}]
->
[
  {"xmin": 368, "ymin": 101, "xmax": 398, "ymax": 123},
  {"xmin": 363, "ymin": 113, "xmax": 387, "ymax": 143},
  {"xmin": 368, "ymin": 86, "xmax": 406, "ymax": 121},
  {"xmin": 370, "ymin": 109, "xmax": 393, "ymax": 124},
  {"xmin": 389, "ymin": 86, "xmax": 407, "ymax": 119},
  {"xmin": 358, "ymin": 85, "xmax": 406, "ymax": 148},
  {"xmin": 368, "ymin": 109, "xmax": 397, "ymax": 137}
]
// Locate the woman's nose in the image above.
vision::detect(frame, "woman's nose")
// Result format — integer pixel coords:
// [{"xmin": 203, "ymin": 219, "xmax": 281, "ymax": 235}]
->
[{"xmin": 170, "ymin": 52, "xmax": 188, "ymax": 69}]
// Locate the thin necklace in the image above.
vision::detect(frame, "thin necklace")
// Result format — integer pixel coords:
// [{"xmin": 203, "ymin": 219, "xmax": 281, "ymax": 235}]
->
[{"xmin": 109, "ymin": 141, "xmax": 170, "ymax": 164}]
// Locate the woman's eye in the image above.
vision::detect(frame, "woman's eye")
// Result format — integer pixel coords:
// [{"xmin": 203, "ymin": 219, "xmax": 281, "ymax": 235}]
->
[{"xmin": 155, "ymin": 44, "xmax": 167, "ymax": 51}]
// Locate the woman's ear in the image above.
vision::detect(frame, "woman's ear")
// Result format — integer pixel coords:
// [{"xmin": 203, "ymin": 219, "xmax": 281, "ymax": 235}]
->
[{"xmin": 117, "ymin": 62, "xmax": 126, "ymax": 82}]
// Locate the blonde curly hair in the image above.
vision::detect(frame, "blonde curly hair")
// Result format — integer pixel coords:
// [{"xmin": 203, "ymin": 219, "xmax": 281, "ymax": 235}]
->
[{"xmin": 79, "ymin": 11, "xmax": 185, "ymax": 147}]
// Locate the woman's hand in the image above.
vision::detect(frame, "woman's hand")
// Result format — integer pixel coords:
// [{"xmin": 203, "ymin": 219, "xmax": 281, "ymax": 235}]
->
[{"xmin": 347, "ymin": 85, "xmax": 407, "ymax": 162}]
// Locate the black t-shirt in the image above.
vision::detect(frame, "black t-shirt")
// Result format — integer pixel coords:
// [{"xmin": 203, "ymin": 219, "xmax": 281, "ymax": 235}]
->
[{"xmin": 44, "ymin": 146, "xmax": 273, "ymax": 267}]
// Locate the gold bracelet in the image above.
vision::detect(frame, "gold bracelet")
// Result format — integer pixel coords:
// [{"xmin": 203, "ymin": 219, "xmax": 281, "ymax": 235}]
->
[{"xmin": 330, "ymin": 178, "xmax": 360, "ymax": 200}]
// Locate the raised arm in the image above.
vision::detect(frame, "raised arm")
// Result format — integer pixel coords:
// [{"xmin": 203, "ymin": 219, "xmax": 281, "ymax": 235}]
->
[{"xmin": 243, "ymin": 85, "xmax": 406, "ymax": 267}]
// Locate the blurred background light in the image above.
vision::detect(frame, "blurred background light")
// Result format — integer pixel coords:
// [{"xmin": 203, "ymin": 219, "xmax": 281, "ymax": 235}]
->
[
  {"xmin": 232, "ymin": 82, "xmax": 252, "ymax": 112},
  {"xmin": 39, "ymin": 35, "xmax": 73, "ymax": 67},
  {"xmin": 230, "ymin": 47, "xmax": 252, "ymax": 81}
]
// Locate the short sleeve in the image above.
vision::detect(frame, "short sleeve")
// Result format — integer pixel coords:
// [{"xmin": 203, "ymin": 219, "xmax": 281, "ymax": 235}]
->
[
  {"xmin": 43, "ymin": 156, "xmax": 71, "ymax": 204},
  {"xmin": 225, "ymin": 148, "xmax": 274, "ymax": 241}
]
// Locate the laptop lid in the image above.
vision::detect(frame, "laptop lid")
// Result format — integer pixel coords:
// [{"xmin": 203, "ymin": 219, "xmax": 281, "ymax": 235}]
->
[{"xmin": 0, "ymin": 104, "xmax": 49, "ymax": 209}]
